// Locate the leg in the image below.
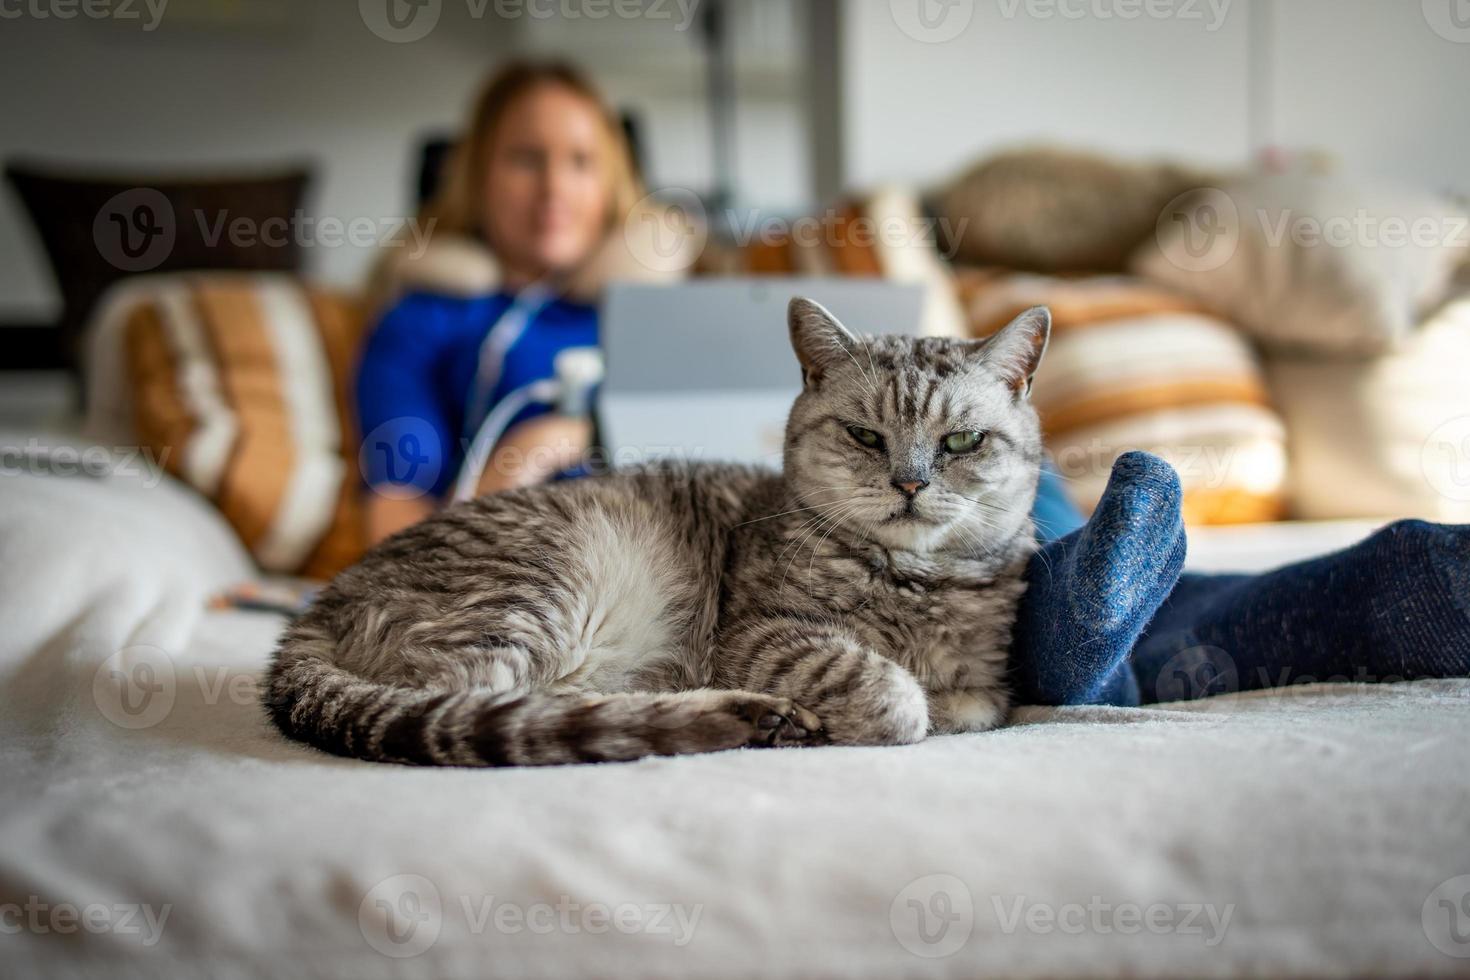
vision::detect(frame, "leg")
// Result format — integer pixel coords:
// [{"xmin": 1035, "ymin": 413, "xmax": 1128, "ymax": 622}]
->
[
  {"xmin": 1011, "ymin": 451, "xmax": 1188, "ymax": 707},
  {"xmin": 729, "ymin": 621, "xmax": 930, "ymax": 746},
  {"xmin": 1133, "ymin": 519, "xmax": 1470, "ymax": 702}
]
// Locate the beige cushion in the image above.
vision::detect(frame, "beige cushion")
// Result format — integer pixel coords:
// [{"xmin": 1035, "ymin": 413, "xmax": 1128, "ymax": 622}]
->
[
  {"xmin": 1133, "ymin": 175, "xmax": 1469, "ymax": 356},
  {"xmin": 1265, "ymin": 292, "xmax": 1470, "ymax": 521},
  {"xmin": 934, "ymin": 146, "xmax": 1218, "ymax": 273}
]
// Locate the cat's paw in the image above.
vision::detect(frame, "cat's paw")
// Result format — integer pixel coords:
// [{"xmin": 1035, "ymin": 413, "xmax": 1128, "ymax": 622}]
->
[
  {"xmin": 735, "ymin": 696, "xmax": 826, "ymax": 748},
  {"xmin": 927, "ymin": 687, "xmax": 1007, "ymax": 734}
]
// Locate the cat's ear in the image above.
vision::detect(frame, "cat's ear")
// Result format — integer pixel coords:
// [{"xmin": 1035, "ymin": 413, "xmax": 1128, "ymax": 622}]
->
[
  {"xmin": 789, "ymin": 297, "xmax": 859, "ymax": 386},
  {"xmin": 979, "ymin": 306, "xmax": 1051, "ymax": 398}
]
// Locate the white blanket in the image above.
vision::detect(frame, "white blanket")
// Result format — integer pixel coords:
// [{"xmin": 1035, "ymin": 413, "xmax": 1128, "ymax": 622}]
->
[{"xmin": 2, "ymin": 465, "xmax": 1467, "ymax": 979}]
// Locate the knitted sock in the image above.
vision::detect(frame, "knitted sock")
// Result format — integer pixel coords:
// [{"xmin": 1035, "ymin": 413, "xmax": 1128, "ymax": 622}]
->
[
  {"xmin": 1132, "ymin": 519, "xmax": 1470, "ymax": 702},
  {"xmin": 1011, "ymin": 452, "xmax": 1187, "ymax": 706}
]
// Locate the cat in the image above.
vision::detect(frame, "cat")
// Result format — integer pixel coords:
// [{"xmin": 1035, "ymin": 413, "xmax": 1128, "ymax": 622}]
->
[{"xmin": 263, "ymin": 298, "xmax": 1051, "ymax": 766}]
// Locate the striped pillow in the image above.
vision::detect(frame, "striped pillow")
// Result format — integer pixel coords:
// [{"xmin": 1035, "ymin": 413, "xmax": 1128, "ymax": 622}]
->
[
  {"xmin": 962, "ymin": 273, "xmax": 1287, "ymax": 525},
  {"xmin": 105, "ymin": 274, "xmax": 367, "ymax": 578}
]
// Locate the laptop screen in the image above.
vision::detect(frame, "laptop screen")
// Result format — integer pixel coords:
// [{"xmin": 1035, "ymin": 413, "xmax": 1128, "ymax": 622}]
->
[{"xmin": 598, "ymin": 279, "xmax": 926, "ymax": 467}]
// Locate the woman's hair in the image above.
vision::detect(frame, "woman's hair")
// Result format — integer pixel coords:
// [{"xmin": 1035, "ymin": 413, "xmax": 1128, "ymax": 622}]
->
[
  {"xmin": 364, "ymin": 60, "xmax": 652, "ymax": 313},
  {"xmin": 420, "ymin": 59, "xmax": 640, "ymax": 247}
]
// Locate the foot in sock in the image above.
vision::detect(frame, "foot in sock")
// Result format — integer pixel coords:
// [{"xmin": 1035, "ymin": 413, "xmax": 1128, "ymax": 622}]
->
[
  {"xmin": 1011, "ymin": 451, "xmax": 1188, "ymax": 707},
  {"xmin": 1131, "ymin": 519, "xmax": 1470, "ymax": 703}
]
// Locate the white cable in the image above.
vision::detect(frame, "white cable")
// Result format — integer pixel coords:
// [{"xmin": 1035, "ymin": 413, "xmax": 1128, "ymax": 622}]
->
[
  {"xmin": 451, "ymin": 379, "xmax": 559, "ymax": 504},
  {"xmin": 451, "ymin": 346, "xmax": 606, "ymax": 504},
  {"xmin": 462, "ymin": 282, "xmax": 555, "ymax": 435}
]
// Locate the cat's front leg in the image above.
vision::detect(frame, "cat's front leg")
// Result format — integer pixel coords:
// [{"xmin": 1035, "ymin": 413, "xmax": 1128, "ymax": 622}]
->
[
  {"xmin": 725, "ymin": 619, "xmax": 929, "ymax": 747},
  {"xmin": 927, "ymin": 687, "xmax": 1009, "ymax": 735}
]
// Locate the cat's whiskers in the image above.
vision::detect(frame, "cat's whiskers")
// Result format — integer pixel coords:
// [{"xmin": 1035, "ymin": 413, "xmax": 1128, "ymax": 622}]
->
[
  {"xmin": 734, "ymin": 487, "xmax": 863, "ymax": 528},
  {"xmin": 773, "ymin": 500, "xmax": 855, "ymax": 572},
  {"xmin": 806, "ymin": 499, "xmax": 869, "ymax": 580},
  {"xmin": 837, "ymin": 338, "xmax": 881, "ymax": 398},
  {"xmin": 953, "ymin": 521, "xmax": 997, "ymax": 564},
  {"xmin": 778, "ymin": 498, "xmax": 866, "ymax": 592},
  {"xmin": 956, "ymin": 494, "xmax": 1051, "ymax": 574},
  {"xmin": 930, "ymin": 494, "xmax": 1012, "ymax": 565},
  {"xmin": 779, "ymin": 497, "xmax": 860, "ymax": 562}
]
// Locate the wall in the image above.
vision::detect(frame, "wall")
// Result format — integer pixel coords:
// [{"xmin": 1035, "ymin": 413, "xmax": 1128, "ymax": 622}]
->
[
  {"xmin": 0, "ymin": 0, "xmax": 810, "ymax": 322},
  {"xmin": 0, "ymin": 4, "xmax": 506, "ymax": 319},
  {"xmin": 4, "ymin": 0, "xmax": 1466, "ymax": 322},
  {"xmin": 841, "ymin": 0, "xmax": 1254, "ymax": 188},
  {"xmin": 1264, "ymin": 0, "xmax": 1470, "ymax": 193},
  {"xmin": 839, "ymin": 0, "xmax": 1470, "ymax": 193}
]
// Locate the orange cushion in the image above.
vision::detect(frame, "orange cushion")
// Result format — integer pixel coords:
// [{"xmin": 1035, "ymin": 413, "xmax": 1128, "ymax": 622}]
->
[{"xmin": 121, "ymin": 274, "xmax": 367, "ymax": 578}]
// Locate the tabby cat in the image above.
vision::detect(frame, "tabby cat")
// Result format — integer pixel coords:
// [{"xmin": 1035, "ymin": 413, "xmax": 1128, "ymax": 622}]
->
[{"xmin": 264, "ymin": 299, "xmax": 1051, "ymax": 766}]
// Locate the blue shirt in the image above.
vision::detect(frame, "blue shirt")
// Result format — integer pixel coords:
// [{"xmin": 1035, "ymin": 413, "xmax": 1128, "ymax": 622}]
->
[{"xmin": 356, "ymin": 290, "xmax": 599, "ymax": 499}]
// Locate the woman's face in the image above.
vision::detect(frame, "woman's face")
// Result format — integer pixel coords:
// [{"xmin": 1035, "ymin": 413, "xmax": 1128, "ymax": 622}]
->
[{"xmin": 481, "ymin": 83, "xmax": 613, "ymax": 282}]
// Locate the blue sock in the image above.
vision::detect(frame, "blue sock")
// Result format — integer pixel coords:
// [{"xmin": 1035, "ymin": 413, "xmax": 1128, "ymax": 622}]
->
[
  {"xmin": 1132, "ymin": 519, "xmax": 1470, "ymax": 702},
  {"xmin": 1011, "ymin": 451, "xmax": 1187, "ymax": 706}
]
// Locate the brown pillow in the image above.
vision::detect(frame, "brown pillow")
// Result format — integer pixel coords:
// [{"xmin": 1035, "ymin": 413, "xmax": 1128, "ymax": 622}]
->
[
  {"xmin": 934, "ymin": 147, "xmax": 1220, "ymax": 273},
  {"xmin": 6, "ymin": 162, "xmax": 312, "ymax": 367}
]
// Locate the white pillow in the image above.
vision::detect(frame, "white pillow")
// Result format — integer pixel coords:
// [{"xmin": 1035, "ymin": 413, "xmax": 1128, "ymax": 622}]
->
[
  {"xmin": 1132, "ymin": 176, "xmax": 1469, "ymax": 356},
  {"xmin": 1264, "ymin": 293, "xmax": 1470, "ymax": 521},
  {"xmin": 0, "ymin": 436, "xmax": 254, "ymax": 671}
]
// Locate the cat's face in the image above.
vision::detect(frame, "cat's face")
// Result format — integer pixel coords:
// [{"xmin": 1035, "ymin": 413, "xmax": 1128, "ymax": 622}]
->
[{"xmin": 782, "ymin": 298, "xmax": 1050, "ymax": 555}]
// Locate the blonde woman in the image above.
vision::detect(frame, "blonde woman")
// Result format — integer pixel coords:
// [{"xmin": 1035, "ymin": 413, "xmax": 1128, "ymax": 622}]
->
[{"xmin": 357, "ymin": 61, "xmax": 651, "ymax": 544}]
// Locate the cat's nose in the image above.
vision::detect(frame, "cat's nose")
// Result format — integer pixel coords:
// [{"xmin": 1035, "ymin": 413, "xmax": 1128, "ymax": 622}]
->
[{"xmin": 892, "ymin": 478, "xmax": 929, "ymax": 498}]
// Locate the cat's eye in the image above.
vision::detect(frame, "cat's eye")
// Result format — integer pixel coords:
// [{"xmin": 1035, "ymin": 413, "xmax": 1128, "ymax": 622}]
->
[
  {"xmin": 846, "ymin": 425, "xmax": 885, "ymax": 451},
  {"xmin": 942, "ymin": 430, "xmax": 985, "ymax": 454}
]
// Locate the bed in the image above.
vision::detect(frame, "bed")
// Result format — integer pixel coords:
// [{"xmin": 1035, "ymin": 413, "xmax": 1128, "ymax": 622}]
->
[{"xmin": 2, "ymin": 434, "xmax": 1468, "ymax": 980}]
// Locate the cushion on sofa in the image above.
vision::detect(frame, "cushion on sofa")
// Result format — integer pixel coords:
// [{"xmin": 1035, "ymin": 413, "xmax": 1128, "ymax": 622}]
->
[
  {"xmin": 933, "ymin": 146, "xmax": 1221, "ymax": 273},
  {"xmin": 1265, "ymin": 291, "xmax": 1470, "ymax": 523},
  {"xmin": 1132, "ymin": 175, "xmax": 1470, "ymax": 356},
  {"xmin": 962, "ymin": 273, "xmax": 1288, "ymax": 525},
  {"xmin": 5, "ymin": 163, "xmax": 312, "ymax": 366},
  {"xmin": 87, "ymin": 273, "xmax": 367, "ymax": 578}
]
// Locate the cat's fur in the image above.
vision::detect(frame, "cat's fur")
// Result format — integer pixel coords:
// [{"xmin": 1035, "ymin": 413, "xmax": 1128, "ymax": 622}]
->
[{"xmin": 264, "ymin": 299, "xmax": 1051, "ymax": 766}]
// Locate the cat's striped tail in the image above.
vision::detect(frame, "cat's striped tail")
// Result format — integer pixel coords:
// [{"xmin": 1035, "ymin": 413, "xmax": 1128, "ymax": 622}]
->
[{"xmin": 263, "ymin": 653, "xmax": 823, "ymax": 767}]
